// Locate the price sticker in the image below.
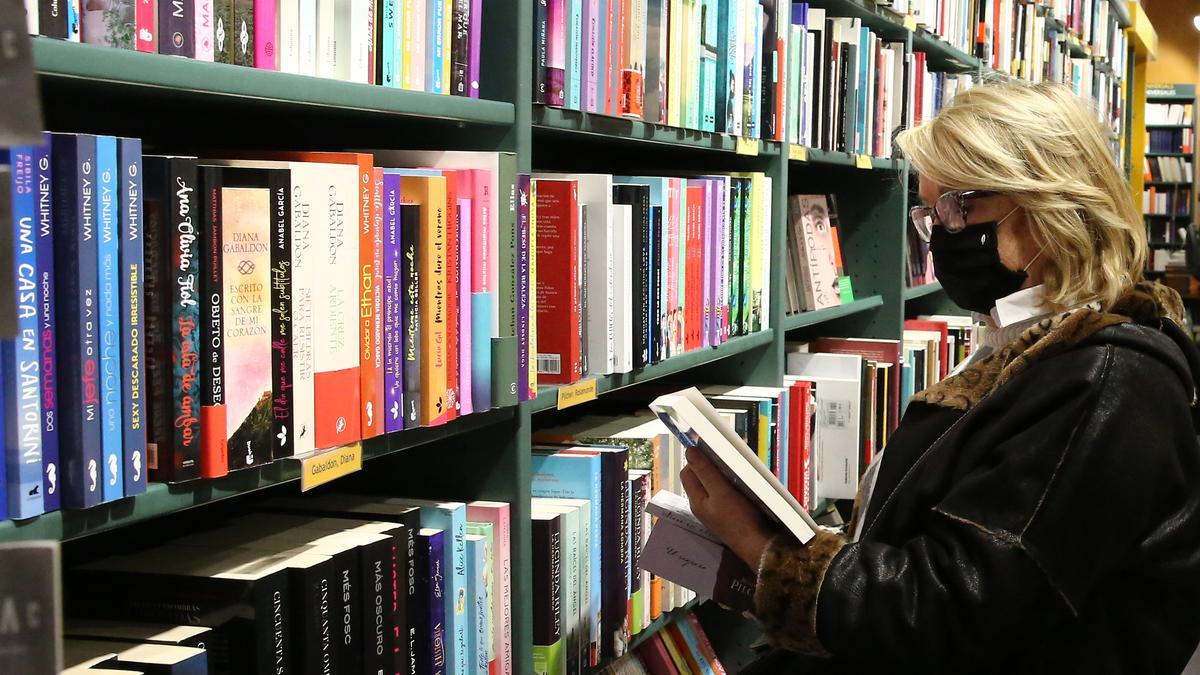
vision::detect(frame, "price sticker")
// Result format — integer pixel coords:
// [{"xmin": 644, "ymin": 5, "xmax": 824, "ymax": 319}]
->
[
  {"xmin": 855, "ymin": 154, "xmax": 873, "ymax": 169},
  {"xmin": 735, "ymin": 137, "xmax": 760, "ymax": 156},
  {"xmin": 299, "ymin": 443, "xmax": 363, "ymax": 491},
  {"xmin": 789, "ymin": 145, "xmax": 808, "ymax": 161},
  {"xmin": 557, "ymin": 379, "xmax": 599, "ymax": 410}
]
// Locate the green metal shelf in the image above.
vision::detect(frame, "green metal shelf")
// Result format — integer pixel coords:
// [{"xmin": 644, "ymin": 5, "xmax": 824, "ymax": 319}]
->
[
  {"xmin": 532, "ymin": 105, "xmax": 782, "ymax": 155},
  {"xmin": 1146, "ymin": 152, "xmax": 1192, "ymax": 158},
  {"xmin": 790, "ymin": 147, "xmax": 907, "ymax": 171},
  {"xmin": 1146, "ymin": 124, "xmax": 1192, "ymax": 129},
  {"xmin": 524, "ymin": 330, "xmax": 777, "ymax": 414},
  {"xmin": 903, "ymin": 281, "xmax": 944, "ymax": 301},
  {"xmin": 0, "ymin": 407, "xmax": 515, "ymax": 543},
  {"xmin": 626, "ymin": 599, "xmax": 704, "ymax": 656},
  {"xmin": 910, "ymin": 29, "xmax": 983, "ymax": 73},
  {"xmin": 33, "ymin": 37, "xmax": 515, "ymax": 126},
  {"xmin": 783, "ymin": 295, "xmax": 885, "ymax": 330}
]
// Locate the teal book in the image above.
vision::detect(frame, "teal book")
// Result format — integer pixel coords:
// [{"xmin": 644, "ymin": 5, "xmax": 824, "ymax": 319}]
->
[
  {"xmin": 94, "ymin": 135, "xmax": 123, "ymax": 503},
  {"xmin": 699, "ymin": 0, "xmax": 717, "ymax": 131},
  {"xmin": 396, "ymin": 499, "xmax": 468, "ymax": 675},
  {"xmin": 381, "ymin": 0, "xmax": 398, "ymax": 85},
  {"xmin": 530, "ymin": 451, "xmax": 602, "ymax": 664},
  {"xmin": 465, "ymin": 534, "xmax": 490, "ymax": 675},
  {"xmin": 567, "ymin": 0, "xmax": 582, "ymax": 108},
  {"xmin": 778, "ymin": 387, "xmax": 790, "ymax": 487},
  {"xmin": 534, "ymin": 499, "xmax": 582, "ymax": 674},
  {"xmin": 465, "ymin": 522, "xmax": 497, "ymax": 672},
  {"xmin": 674, "ymin": 616, "xmax": 718, "ymax": 675},
  {"xmin": 856, "ymin": 26, "xmax": 870, "ymax": 155},
  {"xmin": 427, "ymin": 0, "xmax": 447, "ymax": 93},
  {"xmin": 788, "ymin": 26, "xmax": 801, "ymax": 143}
]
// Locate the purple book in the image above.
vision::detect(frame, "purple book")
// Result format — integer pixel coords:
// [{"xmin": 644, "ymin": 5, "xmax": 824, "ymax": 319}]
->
[
  {"xmin": 516, "ymin": 174, "xmax": 531, "ymax": 402},
  {"xmin": 583, "ymin": 0, "xmax": 598, "ymax": 111},
  {"xmin": 706, "ymin": 179, "xmax": 721, "ymax": 347},
  {"xmin": 383, "ymin": 174, "xmax": 404, "ymax": 434},
  {"xmin": 701, "ymin": 180, "xmax": 715, "ymax": 348},
  {"xmin": 715, "ymin": 179, "xmax": 729, "ymax": 344},
  {"xmin": 33, "ymin": 137, "xmax": 60, "ymax": 512},
  {"xmin": 546, "ymin": 0, "xmax": 566, "ymax": 106},
  {"xmin": 457, "ymin": 198, "xmax": 473, "ymax": 415},
  {"xmin": 467, "ymin": 0, "xmax": 482, "ymax": 97}
]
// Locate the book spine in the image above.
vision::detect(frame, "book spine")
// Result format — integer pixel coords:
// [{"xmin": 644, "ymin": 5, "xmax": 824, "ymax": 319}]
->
[
  {"xmin": 289, "ymin": 168, "xmax": 315, "ymax": 458},
  {"xmin": 353, "ymin": 0, "xmax": 372, "ymax": 82},
  {"xmin": 425, "ymin": 530, "xmax": 449, "ymax": 675},
  {"xmin": 515, "ymin": 175, "xmax": 531, "ymax": 401},
  {"xmin": 532, "ymin": 517, "xmax": 564, "ymax": 675},
  {"xmin": 534, "ymin": 0, "xmax": 548, "ymax": 103},
  {"xmin": 547, "ymin": 0, "xmax": 565, "ymax": 105},
  {"xmin": 467, "ymin": 0, "xmax": 481, "ymax": 96},
  {"xmin": 135, "ymin": 0, "xmax": 156, "ymax": 50},
  {"xmin": 158, "ymin": 0, "xmax": 194, "ymax": 56},
  {"xmin": 360, "ymin": 165, "xmax": 383, "ymax": 439},
  {"xmin": 406, "ymin": 176, "xmax": 448, "ymax": 426},
  {"xmin": 193, "ymin": 0, "xmax": 213, "ymax": 59},
  {"xmin": 116, "ymin": 139, "xmax": 148, "ymax": 497},
  {"xmin": 381, "ymin": 0, "xmax": 397, "ymax": 84},
  {"xmin": 426, "ymin": 0, "xmax": 444, "ymax": 92},
  {"xmin": 582, "ymin": 0, "xmax": 597, "ymax": 111},
  {"xmin": 198, "ymin": 167, "xmax": 227, "ymax": 478},
  {"xmin": 51, "ymin": 134, "xmax": 103, "ymax": 506},
  {"xmin": 444, "ymin": 176, "xmax": 460, "ymax": 421},
  {"xmin": 467, "ymin": 536, "xmax": 489, "ymax": 675},
  {"xmin": 400, "ymin": 0, "xmax": 418, "ymax": 89},
  {"xmin": 313, "ymin": 168, "xmax": 361, "ymax": 449},
  {"xmin": 254, "ymin": 0, "xmax": 276, "ymax": 68},
  {"xmin": 279, "ymin": 0, "xmax": 299, "ymax": 71},
  {"xmin": 298, "ymin": 0, "xmax": 316, "ymax": 73},
  {"xmin": 213, "ymin": 0, "xmax": 232, "ymax": 62},
  {"xmin": 620, "ymin": 0, "xmax": 644, "ymax": 119},
  {"xmin": 458, "ymin": 196, "xmax": 473, "ymax": 415},
  {"xmin": 382, "ymin": 176, "xmax": 403, "ymax": 433},
  {"xmin": 5, "ymin": 148, "xmax": 44, "ymax": 519},
  {"xmin": 356, "ymin": 536, "xmax": 394, "ymax": 675},
  {"xmin": 469, "ymin": 171, "xmax": 491, "ymax": 410},
  {"xmin": 636, "ymin": 188, "xmax": 649, "ymax": 367},
  {"xmin": 450, "ymin": 0, "xmax": 469, "ymax": 94},
  {"xmin": 267, "ymin": 171, "xmax": 292, "ymax": 460},
  {"xmin": 568, "ymin": 0, "xmax": 582, "ymax": 108},
  {"xmin": 37, "ymin": 0, "xmax": 66, "ymax": 39},
  {"xmin": 33, "ymin": 140, "xmax": 60, "ymax": 512},
  {"xmin": 738, "ymin": 179, "xmax": 750, "ymax": 335},
  {"xmin": 232, "ymin": 0, "xmax": 254, "ymax": 65},
  {"xmin": 399, "ymin": 203, "xmax": 421, "ymax": 428},
  {"xmin": 94, "ymin": 136, "xmax": 123, "ymax": 502}
]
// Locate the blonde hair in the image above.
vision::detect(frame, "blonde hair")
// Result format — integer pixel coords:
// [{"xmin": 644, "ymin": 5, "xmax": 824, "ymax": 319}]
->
[{"xmin": 896, "ymin": 80, "xmax": 1146, "ymax": 311}]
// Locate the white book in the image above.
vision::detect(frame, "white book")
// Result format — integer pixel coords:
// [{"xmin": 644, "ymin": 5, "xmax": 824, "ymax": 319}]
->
[
  {"xmin": 299, "ymin": 0, "xmax": 319, "ymax": 75},
  {"xmin": 759, "ymin": 176, "xmax": 772, "ymax": 330},
  {"xmin": 409, "ymin": 0, "xmax": 427, "ymax": 90},
  {"xmin": 785, "ymin": 352, "xmax": 864, "ymax": 500},
  {"xmin": 280, "ymin": 0, "xmax": 301, "ymax": 73},
  {"xmin": 350, "ymin": 0, "xmax": 373, "ymax": 82},
  {"xmin": 613, "ymin": 203, "xmax": 634, "ymax": 373},
  {"xmin": 649, "ymin": 387, "xmax": 818, "ymax": 543}
]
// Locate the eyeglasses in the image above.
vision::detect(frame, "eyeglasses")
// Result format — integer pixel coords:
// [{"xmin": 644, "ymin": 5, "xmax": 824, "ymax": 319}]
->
[{"xmin": 909, "ymin": 189, "xmax": 997, "ymax": 242}]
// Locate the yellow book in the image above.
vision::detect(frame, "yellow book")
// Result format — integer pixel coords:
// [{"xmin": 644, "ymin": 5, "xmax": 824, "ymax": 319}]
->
[
  {"xmin": 667, "ymin": 0, "xmax": 684, "ymax": 127},
  {"xmin": 659, "ymin": 627, "xmax": 694, "ymax": 674},
  {"xmin": 746, "ymin": 172, "xmax": 763, "ymax": 332},
  {"xmin": 401, "ymin": 0, "xmax": 416, "ymax": 89},
  {"xmin": 399, "ymin": 174, "xmax": 450, "ymax": 425}
]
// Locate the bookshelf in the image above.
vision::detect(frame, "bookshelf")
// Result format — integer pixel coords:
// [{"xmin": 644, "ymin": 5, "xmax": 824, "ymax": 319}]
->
[
  {"xmin": 4, "ymin": 0, "xmax": 1150, "ymax": 671},
  {"xmin": 1143, "ymin": 84, "xmax": 1196, "ymax": 270}
]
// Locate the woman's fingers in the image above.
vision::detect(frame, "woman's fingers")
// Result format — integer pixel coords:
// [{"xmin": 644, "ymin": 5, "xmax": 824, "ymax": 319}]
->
[
  {"xmin": 684, "ymin": 446, "xmax": 732, "ymax": 497},
  {"xmin": 680, "ymin": 464, "xmax": 708, "ymax": 504}
]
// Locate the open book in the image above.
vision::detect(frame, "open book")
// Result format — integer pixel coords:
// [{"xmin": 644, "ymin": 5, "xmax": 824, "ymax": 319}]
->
[{"xmin": 641, "ymin": 387, "xmax": 821, "ymax": 610}]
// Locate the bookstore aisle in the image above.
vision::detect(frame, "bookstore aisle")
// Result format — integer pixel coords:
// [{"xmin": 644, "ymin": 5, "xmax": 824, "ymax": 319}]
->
[{"xmin": 0, "ymin": 0, "xmax": 1159, "ymax": 673}]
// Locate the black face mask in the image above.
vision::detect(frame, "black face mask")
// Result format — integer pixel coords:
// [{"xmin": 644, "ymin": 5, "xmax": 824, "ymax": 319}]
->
[{"xmin": 930, "ymin": 218, "xmax": 1028, "ymax": 315}]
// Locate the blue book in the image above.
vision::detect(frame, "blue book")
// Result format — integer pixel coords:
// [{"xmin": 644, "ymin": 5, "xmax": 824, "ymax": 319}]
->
[
  {"xmin": 901, "ymin": 357, "xmax": 914, "ymax": 415},
  {"xmin": 465, "ymin": 534, "xmax": 489, "ymax": 675},
  {"xmin": 470, "ymin": 292, "xmax": 492, "ymax": 410},
  {"xmin": 416, "ymin": 528, "xmax": 448, "ymax": 675},
  {"xmin": 567, "ymin": 0, "xmax": 582, "ymax": 109},
  {"xmin": 674, "ymin": 616, "xmax": 717, "ymax": 675},
  {"xmin": 778, "ymin": 387, "xmax": 789, "ymax": 488},
  {"xmin": 856, "ymin": 27, "xmax": 870, "ymax": 155},
  {"xmin": 117, "ymin": 138, "xmax": 147, "ymax": 497},
  {"xmin": 749, "ymin": 3, "xmax": 762, "ymax": 138},
  {"xmin": 403, "ymin": 500, "xmax": 467, "ymax": 675},
  {"xmin": 3, "ymin": 147, "xmax": 44, "ymax": 519},
  {"xmin": 33, "ymin": 137, "xmax": 60, "ymax": 512},
  {"xmin": 530, "ymin": 450, "xmax": 602, "ymax": 662},
  {"xmin": 381, "ymin": 0, "xmax": 398, "ymax": 86},
  {"xmin": 50, "ymin": 133, "xmax": 103, "ymax": 509},
  {"xmin": 94, "ymin": 135, "xmax": 123, "ymax": 503},
  {"xmin": 427, "ymin": 0, "xmax": 446, "ymax": 93},
  {"xmin": 0, "ymin": 356, "xmax": 6, "ymax": 519}
]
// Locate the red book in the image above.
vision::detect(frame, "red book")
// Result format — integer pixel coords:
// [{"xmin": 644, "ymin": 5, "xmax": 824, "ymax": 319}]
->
[
  {"xmin": 444, "ymin": 171, "xmax": 460, "ymax": 420},
  {"xmin": 634, "ymin": 634, "xmax": 679, "ymax": 675},
  {"xmin": 686, "ymin": 184, "xmax": 704, "ymax": 351},
  {"xmin": 685, "ymin": 613, "xmax": 727, "ymax": 674},
  {"xmin": 662, "ymin": 623, "xmax": 703, "ymax": 673},
  {"xmin": 136, "ymin": 0, "xmax": 157, "ymax": 52},
  {"xmin": 904, "ymin": 319, "xmax": 950, "ymax": 380},
  {"xmin": 788, "ymin": 380, "xmax": 813, "ymax": 510},
  {"xmin": 809, "ymin": 337, "xmax": 902, "ymax": 437},
  {"xmin": 532, "ymin": 179, "xmax": 582, "ymax": 384}
]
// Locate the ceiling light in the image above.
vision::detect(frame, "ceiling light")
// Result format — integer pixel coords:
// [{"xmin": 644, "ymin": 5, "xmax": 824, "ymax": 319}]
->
[{"xmin": 1194, "ymin": 14, "xmax": 1200, "ymax": 31}]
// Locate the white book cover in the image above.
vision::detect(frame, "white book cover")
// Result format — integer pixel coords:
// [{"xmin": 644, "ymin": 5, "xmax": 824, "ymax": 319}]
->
[
  {"xmin": 562, "ymin": 174, "xmax": 614, "ymax": 375},
  {"xmin": 759, "ymin": 176, "xmax": 771, "ymax": 330},
  {"xmin": 299, "ymin": 0, "xmax": 318, "ymax": 75},
  {"xmin": 649, "ymin": 387, "xmax": 818, "ymax": 543},
  {"xmin": 613, "ymin": 203, "xmax": 633, "ymax": 373},
  {"xmin": 408, "ymin": 0, "xmax": 427, "ymax": 90},
  {"xmin": 790, "ymin": 194, "xmax": 839, "ymax": 310},
  {"xmin": 194, "ymin": 0, "xmax": 214, "ymax": 61},
  {"xmin": 785, "ymin": 351, "xmax": 863, "ymax": 500},
  {"xmin": 280, "ymin": 0, "xmax": 301, "ymax": 73},
  {"xmin": 350, "ymin": 0, "xmax": 372, "ymax": 82}
]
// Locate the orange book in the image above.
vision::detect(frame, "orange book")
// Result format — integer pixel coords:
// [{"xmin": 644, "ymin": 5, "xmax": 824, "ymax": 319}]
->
[
  {"xmin": 661, "ymin": 623, "xmax": 699, "ymax": 673},
  {"xmin": 400, "ymin": 174, "xmax": 451, "ymax": 426},
  {"xmin": 444, "ymin": 171, "xmax": 460, "ymax": 421}
]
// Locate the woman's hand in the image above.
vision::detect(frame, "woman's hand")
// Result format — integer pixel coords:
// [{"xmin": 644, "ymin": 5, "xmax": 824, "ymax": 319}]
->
[{"xmin": 680, "ymin": 446, "xmax": 775, "ymax": 569}]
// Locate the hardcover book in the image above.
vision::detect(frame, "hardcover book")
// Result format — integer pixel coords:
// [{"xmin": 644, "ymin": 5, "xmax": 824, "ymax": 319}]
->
[
  {"xmin": 33, "ymin": 138, "xmax": 61, "ymax": 511},
  {"xmin": 94, "ymin": 135, "xmax": 123, "ymax": 502},
  {"xmin": 532, "ymin": 178, "xmax": 581, "ymax": 385},
  {"xmin": 81, "ymin": 0, "xmax": 135, "ymax": 48},
  {"xmin": 51, "ymin": 134, "xmax": 105, "ymax": 504},
  {"xmin": 117, "ymin": 138, "xmax": 147, "ymax": 497},
  {"xmin": 4, "ymin": 147, "xmax": 43, "ymax": 519}
]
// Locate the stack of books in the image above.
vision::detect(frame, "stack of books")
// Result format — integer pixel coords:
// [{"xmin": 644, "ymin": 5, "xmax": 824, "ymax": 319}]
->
[
  {"xmin": 531, "ymin": 173, "xmax": 773, "ymax": 388},
  {"xmin": 901, "ymin": 315, "xmax": 975, "ymax": 413},
  {"xmin": 1143, "ymin": 186, "xmax": 1193, "ymax": 217},
  {"xmin": 784, "ymin": 193, "xmax": 849, "ymax": 314},
  {"xmin": 1148, "ymin": 128, "xmax": 1194, "ymax": 155},
  {"xmin": 0, "ymin": 136, "xmax": 529, "ymax": 521},
  {"xmin": 24, "ymin": 0, "xmax": 485, "ymax": 95},
  {"xmin": 1147, "ymin": 103, "xmax": 1194, "ymax": 127},
  {"xmin": 906, "ymin": 221, "xmax": 936, "ymax": 288},
  {"xmin": 534, "ymin": 0, "xmax": 790, "ymax": 141},
  {"xmin": 66, "ymin": 495, "xmax": 513, "ymax": 675}
]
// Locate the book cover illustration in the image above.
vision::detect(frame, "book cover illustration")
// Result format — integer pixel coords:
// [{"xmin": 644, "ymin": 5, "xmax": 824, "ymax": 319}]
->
[
  {"xmin": 81, "ymin": 0, "xmax": 135, "ymax": 48},
  {"xmin": 221, "ymin": 188, "xmax": 273, "ymax": 469},
  {"xmin": 33, "ymin": 138, "xmax": 61, "ymax": 512}
]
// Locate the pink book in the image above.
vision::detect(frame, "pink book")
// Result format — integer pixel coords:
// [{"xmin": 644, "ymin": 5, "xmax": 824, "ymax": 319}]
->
[
  {"xmin": 701, "ymin": 180, "xmax": 715, "ymax": 348},
  {"xmin": 467, "ymin": 501, "xmax": 512, "ymax": 675},
  {"xmin": 254, "ymin": 0, "xmax": 278, "ymax": 70},
  {"xmin": 193, "ymin": 0, "xmax": 214, "ymax": 61},
  {"xmin": 457, "ymin": 196, "xmax": 474, "ymax": 416},
  {"xmin": 666, "ymin": 178, "xmax": 680, "ymax": 358},
  {"xmin": 469, "ymin": 169, "xmax": 492, "ymax": 296},
  {"xmin": 136, "ymin": 0, "xmax": 156, "ymax": 52},
  {"xmin": 546, "ymin": 0, "xmax": 566, "ymax": 105}
]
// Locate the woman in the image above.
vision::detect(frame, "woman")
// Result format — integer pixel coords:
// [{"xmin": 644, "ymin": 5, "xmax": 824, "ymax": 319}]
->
[{"xmin": 681, "ymin": 81, "xmax": 1200, "ymax": 674}]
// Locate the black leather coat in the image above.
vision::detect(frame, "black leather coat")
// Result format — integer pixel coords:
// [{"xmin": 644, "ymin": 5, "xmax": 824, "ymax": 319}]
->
[{"xmin": 750, "ymin": 319, "xmax": 1200, "ymax": 674}]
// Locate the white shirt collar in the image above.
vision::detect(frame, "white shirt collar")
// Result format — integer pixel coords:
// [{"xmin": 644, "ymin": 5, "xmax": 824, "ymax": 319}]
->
[{"xmin": 990, "ymin": 284, "xmax": 1048, "ymax": 328}]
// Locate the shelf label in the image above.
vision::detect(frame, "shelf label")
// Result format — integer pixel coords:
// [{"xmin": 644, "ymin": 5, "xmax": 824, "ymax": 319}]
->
[
  {"xmin": 557, "ymin": 379, "xmax": 599, "ymax": 410},
  {"xmin": 903, "ymin": 15, "xmax": 917, "ymax": 30},
  {"xmin": 735, "ymin": 137, "xmax": 760, "ymax": 156},
  {"xmin": 855, "ymin": 154, "xmax": 873, "ymax": 169},
  {"xmin": 789, "ymin": 145, "xmax": 808, "ymax": 161},
  {"xmin": 299, "ymin": 443, "xmax": 363, "ymax": 492}
]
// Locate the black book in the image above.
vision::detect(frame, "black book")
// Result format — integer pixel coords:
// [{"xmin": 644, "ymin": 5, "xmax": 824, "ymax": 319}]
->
[
  {"xmin": 592, "ymin": 446, "xmax": 630, "ymax": 659},
  {"xmin": 839, "ymin": 42, "xmax": 857, "ymax": 155},
  {"xmin": 267, "ymin": 171, "xmax": 293, "ymax": 461},
  {"xmin": 451, "ymin": 0, "xmax": 471, "ymax": 95},
  {"xmin": 37, "ymin": 0, "xmax": 72, "ymax": 39},
  {"xmin": 628, "ymin": 472, "xmax": 648, "ymax": 604},
  {"xmin": 143, "ymin": 156, "xmax": 202, "ymax": 484},
  {"xmin": 64, "ymin": 619, "xmax": 212, "ymax": 650},
  {"xmin": 64, "ymin": 638, "xmax": 207, "ymax": 675},
  {"xmin": 0, "ymin": 542, "xmax": 61, "ymax": 674},
  {"xmin": 760, "ymin": 0, "xmax": 778, "ymax": 140},
  {"xmin": 198, "ymin": 166, "xmax": 226, "ymax": 478},
  {"xmin": 69, "ymin": 547, "xmax": 292, "ymax": 675},
  {"xmin": 706, "ymin": 396, "xmax": 759, "ymax": 454},
  {"xmin": 612, "ymin": 184, "xmax": 650, "ymax": 370},
  {"xmin": 821, "ymin": 19, "xmax": 836, "ymax": 150},
  {"xmin": 649, "ymin": 205, "xmax": 663, "ymax": 363},
  {"xmin": 280, "ymin": 551, "xmax": 337, "ymax": 675},
  {"xmin": 727, "ymin": 181, "xmax": 741, "ymax": 337},
  {"xmin": 399, "ymin": 204, "xmax": 422, "ymax": 428},
  {"xmin": 737, "ymin": 177, "xmax": 752, "ymax": 336},
  {"xmin": 531, "ymin": 513, "xmax": 563, "ymax": 671},
  {"xmin": 157, "ymin": 0, "xmax": 195, "ymax": 57}
]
